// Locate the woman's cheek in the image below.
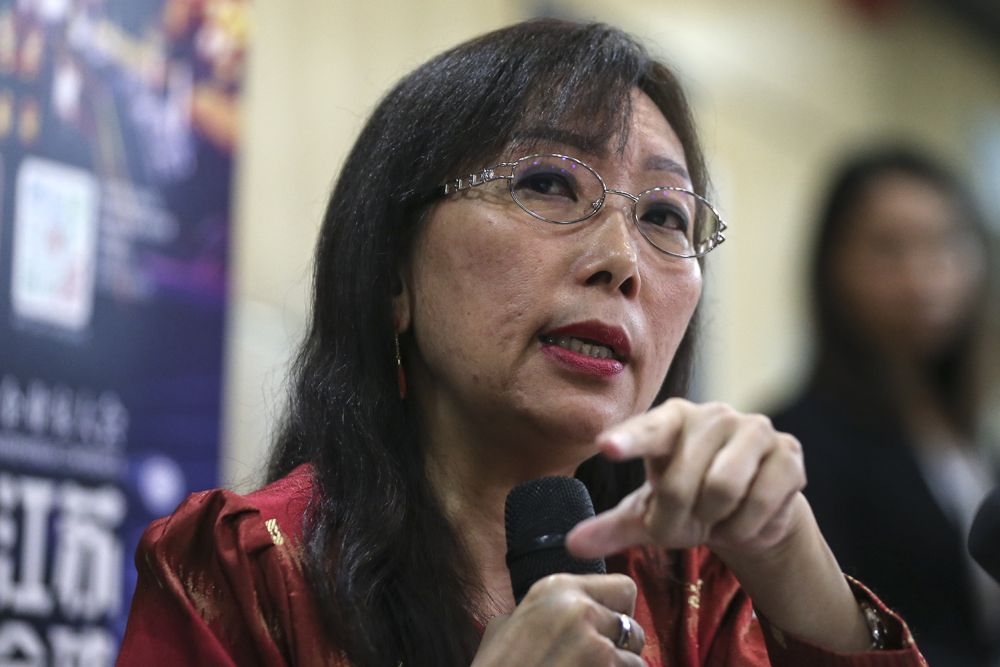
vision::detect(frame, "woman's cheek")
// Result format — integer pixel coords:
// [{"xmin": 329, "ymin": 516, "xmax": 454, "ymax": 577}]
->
[
  {"xmin": 410, "ymin": 209, "xmax": 547, "ymax": 365},
  {"xmin": 642, "ymin": 267, "xmax": 701, "ymax": 388},
  {"xmin": 649, "ymin": 261, "xmax": 701, "ymax": 327}
]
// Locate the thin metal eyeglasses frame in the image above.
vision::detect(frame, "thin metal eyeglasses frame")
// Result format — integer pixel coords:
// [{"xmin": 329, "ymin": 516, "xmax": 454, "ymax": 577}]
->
[{"xmin": 439, "ymin": 153, "xmax": 728, "ymax": 259}]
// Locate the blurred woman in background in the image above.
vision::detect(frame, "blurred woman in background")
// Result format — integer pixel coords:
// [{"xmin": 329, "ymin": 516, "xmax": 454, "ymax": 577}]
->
[{"xmin": 772, "ymin": 147, "xmax": 998, "ymax": 666}]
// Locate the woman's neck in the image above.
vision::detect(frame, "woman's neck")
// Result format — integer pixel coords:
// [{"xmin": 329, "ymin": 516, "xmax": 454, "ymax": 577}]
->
[
  {"xmin": 423, "ymin": 434, "xmax": 580, "ymax": 619},
  {"xmin": 425, "ymin": 448, "xmax": 520, "ymax": 618},
  {"xmin": 429, "ymin": 458, "xmax": 514, "ymax": 617},
  {"xmin": 414, "ymin": 384, "xmax": 591, "ymax": 616}
]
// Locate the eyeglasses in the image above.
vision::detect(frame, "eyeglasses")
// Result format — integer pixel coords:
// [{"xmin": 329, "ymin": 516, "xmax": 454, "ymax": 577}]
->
[{"xmin": 440, "ymin": 153, "xmax": 727, "ymax": 259}]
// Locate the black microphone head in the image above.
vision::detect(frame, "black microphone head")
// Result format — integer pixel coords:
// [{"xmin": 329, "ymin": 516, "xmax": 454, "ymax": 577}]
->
[
  {"xmin": 970, "ymin": 486, "xmax": 1000, "ymax": 584},
  {"xmin": 505, "ymin": 476, "xmax": 606, "ymax": 603}
]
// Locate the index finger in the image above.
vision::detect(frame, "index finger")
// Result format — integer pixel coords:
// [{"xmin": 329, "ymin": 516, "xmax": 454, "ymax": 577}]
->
[
  {"xmin": 598, "ymin": 398, "xmax": 688, "ymax": 461},
  {"xmin": 530, "ymin": 573, "xmax": 638, "ymax": 616}
]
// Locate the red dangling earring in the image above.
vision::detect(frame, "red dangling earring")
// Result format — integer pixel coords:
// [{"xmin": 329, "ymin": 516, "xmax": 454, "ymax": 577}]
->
[{"xmin": 394, "ymin": 331, "xmax": 407, "ymax": 399}]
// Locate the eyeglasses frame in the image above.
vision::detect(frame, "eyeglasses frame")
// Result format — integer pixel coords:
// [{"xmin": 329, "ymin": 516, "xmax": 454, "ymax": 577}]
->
[{"xmin": 439, "ymin": 153, "xmax": 728, "ymax": 259}]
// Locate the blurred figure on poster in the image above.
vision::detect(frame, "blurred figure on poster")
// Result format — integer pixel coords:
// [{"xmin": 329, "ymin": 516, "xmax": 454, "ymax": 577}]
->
[{"xmin": 771, "ymin": 146, "xmax": 999, "ymax": 666}]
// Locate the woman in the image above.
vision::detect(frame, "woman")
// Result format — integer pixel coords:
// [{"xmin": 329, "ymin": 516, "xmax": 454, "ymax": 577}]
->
[
  {"xmin": 118, "ymin": 20, "xmax": 927, "ymax": 666},
  {"xmin": 771, "ymin": 148, "xmax": 997, "ymax": 666}
]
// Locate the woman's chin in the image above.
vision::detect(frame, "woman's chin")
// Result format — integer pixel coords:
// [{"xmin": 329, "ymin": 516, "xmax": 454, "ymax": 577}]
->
[{"xmin": 521, "ymin": 398, "xmax": 629, "ymax": 448}]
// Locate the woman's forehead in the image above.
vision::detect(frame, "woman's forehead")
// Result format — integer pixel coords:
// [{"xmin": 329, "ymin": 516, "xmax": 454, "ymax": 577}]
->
[
  {"xmin": 505, "ymin": 93, "xmax": 686, "ymax": 169},
  {"xmin": 503, "ymin": 129, "xmax": 690, "ymax": 184}
]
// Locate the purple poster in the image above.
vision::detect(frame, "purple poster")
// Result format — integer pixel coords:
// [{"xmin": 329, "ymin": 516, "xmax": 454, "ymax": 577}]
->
[{"xmin": 0, "ymin": 0, "xmax": 248, "ymax": 663}]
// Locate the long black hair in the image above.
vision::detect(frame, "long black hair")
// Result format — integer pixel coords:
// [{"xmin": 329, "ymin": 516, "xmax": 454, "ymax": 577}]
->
[
  {"xmin": 267, "ymin": 19, "xmax": 708, "ymax": 666},
  {"xmin": 808, "ymin": 146, "xmax": 990, "ymax": 436}
]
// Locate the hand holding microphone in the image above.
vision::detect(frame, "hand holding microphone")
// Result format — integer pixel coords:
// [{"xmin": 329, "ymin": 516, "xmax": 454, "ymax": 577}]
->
[
  {"xmin": 476, "ymin": 396, "xmax": 875, "ymax": 663},
  {"xmin": 471, "ymin": 477, "xmax": 646, "ymax": 667}
]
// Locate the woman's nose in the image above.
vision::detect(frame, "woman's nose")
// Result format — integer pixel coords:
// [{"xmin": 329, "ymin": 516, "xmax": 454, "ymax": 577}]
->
[{"xmin": 576, "ymin": 200, "xmax": 642, "ymax": 298}]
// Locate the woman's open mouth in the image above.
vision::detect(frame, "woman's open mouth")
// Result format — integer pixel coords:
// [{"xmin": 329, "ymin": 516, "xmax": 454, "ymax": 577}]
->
[
  {"xmin": 539, "ymin": 335, "xmax": 621, "ymax": 361},
  {"xmin": 538, "ymin": 320, "xmax": 630, "ymax": 377}
]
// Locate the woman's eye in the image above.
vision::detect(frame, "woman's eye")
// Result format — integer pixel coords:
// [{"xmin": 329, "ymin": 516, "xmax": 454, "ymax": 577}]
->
[
  {"xmin": 641, "ymin": 204, "xmax": 689, "ymax": 232},
  {"xmin": 513, "ymin": 172, "xmax": 578, "ymax": 200}
]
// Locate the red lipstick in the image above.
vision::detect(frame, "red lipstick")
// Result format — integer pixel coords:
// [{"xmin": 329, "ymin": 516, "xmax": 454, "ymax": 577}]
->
[{"xmin": 539, "ymin": 320, "xmax": 630, "ymax": 377}]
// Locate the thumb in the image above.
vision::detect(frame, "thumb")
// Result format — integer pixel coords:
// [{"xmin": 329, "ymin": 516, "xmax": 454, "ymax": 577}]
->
[{"xmin": 566, "ymin": 487, "xmax": 651, "ymax": 559}]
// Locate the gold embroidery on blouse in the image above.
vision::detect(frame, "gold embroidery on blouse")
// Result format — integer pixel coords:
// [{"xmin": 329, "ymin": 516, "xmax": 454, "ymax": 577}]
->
[
  {"xmin": 686, "ymin": 579, "xmax": 703, "ymax": 610},
  {"xmin": 265, "ymin": 518, "xmax": 285, "ymax": 545}
]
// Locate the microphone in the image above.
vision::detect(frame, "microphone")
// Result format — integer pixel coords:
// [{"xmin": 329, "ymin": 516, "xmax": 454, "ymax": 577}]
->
[
  {"xmin": 969, "ymin": 486, "xmax": 1000, "ymax": 584},
  {"xmin": 505, "ymin": 476, "xmax": 606, "ymax": 604}
]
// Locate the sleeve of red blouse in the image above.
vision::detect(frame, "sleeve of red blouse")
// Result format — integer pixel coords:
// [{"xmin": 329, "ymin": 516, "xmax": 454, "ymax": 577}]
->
[
  {"xmin": 755, "ymin": 577, "xmax": 929, "ymax": 667},
  {"xmin": 686, "ymin": 549, "xmax": 927, "ymax": 667},
  {"xmin": 115, "ymin": 489, "xmax": 297, "ymax": 667}
]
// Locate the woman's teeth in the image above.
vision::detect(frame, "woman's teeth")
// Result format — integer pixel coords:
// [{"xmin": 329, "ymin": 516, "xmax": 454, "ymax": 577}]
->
[{"xmin": 544, "ymin": 335, "xmax": 615, "ymax": 360}]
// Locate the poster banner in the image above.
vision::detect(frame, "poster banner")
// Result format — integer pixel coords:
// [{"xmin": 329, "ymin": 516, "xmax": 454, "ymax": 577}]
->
[{"xmin": 0, "ymin": 0, "xmax": 248, "ymax": 663}]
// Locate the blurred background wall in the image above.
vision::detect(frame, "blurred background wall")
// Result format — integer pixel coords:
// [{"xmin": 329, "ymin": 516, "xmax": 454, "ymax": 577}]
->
[{"xmin": 224, "ymin": 0, "xmax": 1000, "ymax": 487}]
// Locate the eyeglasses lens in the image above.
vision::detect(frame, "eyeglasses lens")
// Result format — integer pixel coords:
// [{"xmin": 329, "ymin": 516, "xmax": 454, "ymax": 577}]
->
[
  {"xmin": 636, "ymin": 188, "xmax": 715, "ymax": 258},
  {"xmin": 510, "ymin": 155, "xmax": 604, "ymax": 224}
]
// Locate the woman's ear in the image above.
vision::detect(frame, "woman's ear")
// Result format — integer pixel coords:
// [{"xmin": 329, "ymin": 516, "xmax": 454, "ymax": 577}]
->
[{"xmin": 391, "ymin": 269, "xmax": 411, "ymax": 333}]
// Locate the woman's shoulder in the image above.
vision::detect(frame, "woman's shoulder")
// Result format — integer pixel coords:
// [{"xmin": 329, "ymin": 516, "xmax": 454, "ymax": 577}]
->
[
  {"xmin": 142, "ymin": 462, "xmax": 316, "ymax": 556},
  {"xmin": 119, "ymin": 463, "xmax": 335, "ymax": 666}
]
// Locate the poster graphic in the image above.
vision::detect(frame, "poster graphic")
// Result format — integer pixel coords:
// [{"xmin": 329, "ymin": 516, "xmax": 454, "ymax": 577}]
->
[
  {"xmin": 0, "ymin": 0, "xmax": 249, "ymax": 663},
  {"xmin": 12, "ymin": 157, "xmax": 99, "ymax": 331}
]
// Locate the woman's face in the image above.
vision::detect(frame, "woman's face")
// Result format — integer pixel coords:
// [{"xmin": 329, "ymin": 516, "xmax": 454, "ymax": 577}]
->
[
  {"xmin": 831, "ymin": 172, "xmax": 985, "ymax": 362},
  {"xmin": 397, "ymin": 91, "xmax": 702, "ymax": 469}
]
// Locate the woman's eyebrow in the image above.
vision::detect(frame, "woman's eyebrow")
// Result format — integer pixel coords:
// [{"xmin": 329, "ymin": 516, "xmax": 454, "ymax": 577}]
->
[
  {"xmin": 511, "ymin": 127, "xmax": 605, "ymax": 155},
  {"xmin": 510, "ymin": 129, "xmax": 691, "ymax": 182},
  {"xmin": 644, "ymin": 155, "xmax": 691, "ymax": 182}
]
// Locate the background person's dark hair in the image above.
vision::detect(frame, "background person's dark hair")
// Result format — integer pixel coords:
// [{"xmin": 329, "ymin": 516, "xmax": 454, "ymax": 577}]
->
[
  {"xmin": 808, "ymin": 146, "xmax": 990, "ymax": 436},
  {"xmin": 266, "ymin": 19, "xmax": 708, "ymax": 667}
]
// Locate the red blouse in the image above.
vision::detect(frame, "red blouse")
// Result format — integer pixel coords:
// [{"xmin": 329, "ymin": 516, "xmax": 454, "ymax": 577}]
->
[{"xmin": 117, "ymin": 464, "xmax": 927, "ymax": 666}]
